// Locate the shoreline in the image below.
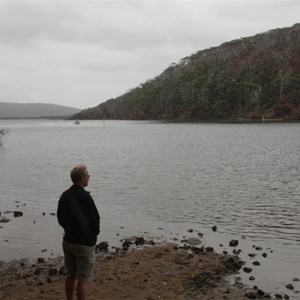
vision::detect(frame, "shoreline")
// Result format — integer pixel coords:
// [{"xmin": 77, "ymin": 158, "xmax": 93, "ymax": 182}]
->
[
  {"xmin": 0, "ymin": 242, "xmax": 249, "ymax": 300},
  {"xmin": 1, "ymin": 208, "xmax": 300, "ymax": 298},
  {"xmin": 0, "ymin": 237, "xmax": 298, "ymax": 299},
  {"xmin": 1, "ymin": 117, "xmax": 300, "ymax": 123}
]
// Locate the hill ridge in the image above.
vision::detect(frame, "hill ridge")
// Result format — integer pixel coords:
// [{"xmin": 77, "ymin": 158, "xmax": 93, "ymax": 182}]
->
[
  {"xmin": 0, "ymin": 102, "xmax": 81, "ymax": 119},
  {"xmin": 71, "ymin": 23, "xmax": 300, "ymax": 121}
]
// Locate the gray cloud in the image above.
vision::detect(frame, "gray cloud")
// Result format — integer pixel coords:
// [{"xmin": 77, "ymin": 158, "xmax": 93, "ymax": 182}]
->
[{"xmin": 0, "ymin": 0, "xmax": 299, "ymax": 109}]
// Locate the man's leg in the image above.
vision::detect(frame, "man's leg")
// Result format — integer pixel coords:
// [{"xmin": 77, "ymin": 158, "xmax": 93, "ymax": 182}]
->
[
  {"xmin": 77, "ymin": 281, "xmax": 89, "ymax": 300},
  {"xmin": 63, "ymin": 241, "xmax": 78, "ymax": 299},
  {"xmin": 76, "ymin": 245, "xmax": 94, "ymax": 300},
  {"xmin": 65, "ymin": 276, "xmax": 77, "ymax": 300}
]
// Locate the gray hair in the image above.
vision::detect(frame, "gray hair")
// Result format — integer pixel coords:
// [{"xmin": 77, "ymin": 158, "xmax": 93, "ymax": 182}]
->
[{"xmin": 70, "ymin": 164, "xmax": 87, "ymax": 184}]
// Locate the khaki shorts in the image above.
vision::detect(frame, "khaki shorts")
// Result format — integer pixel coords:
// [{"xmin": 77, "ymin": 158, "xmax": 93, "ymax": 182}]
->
[{"xmin": 63, "ymin": 240, "xmax": 95, "ymax": 283}]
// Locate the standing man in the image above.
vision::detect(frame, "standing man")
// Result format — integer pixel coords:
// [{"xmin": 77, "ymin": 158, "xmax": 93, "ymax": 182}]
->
[{"xmin": 57, "ymin": 164, "xmax": 100, "ymax": 300}]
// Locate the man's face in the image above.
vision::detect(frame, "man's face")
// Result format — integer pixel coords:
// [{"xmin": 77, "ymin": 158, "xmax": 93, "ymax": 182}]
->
[{"xmin": 81, "ymin": 171, "xmax": 90, "ymax": 187}]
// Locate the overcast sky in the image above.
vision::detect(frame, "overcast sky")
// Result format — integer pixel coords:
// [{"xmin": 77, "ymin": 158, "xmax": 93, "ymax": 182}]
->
[{"xmin": 0, "ymin": 0, "xmax": 299, "ymax": 109}]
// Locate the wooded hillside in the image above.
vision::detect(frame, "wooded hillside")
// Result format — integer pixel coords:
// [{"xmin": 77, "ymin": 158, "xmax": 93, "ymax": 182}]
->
[{"xmin": 72, "ymin": 24, "xmax": 300, "ymax": 121}]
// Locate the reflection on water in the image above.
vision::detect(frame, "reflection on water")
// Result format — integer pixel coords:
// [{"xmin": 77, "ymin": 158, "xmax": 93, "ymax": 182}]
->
[{"xmin": 0, "ymin": 120, "xmax": 299, "ymax": 298}]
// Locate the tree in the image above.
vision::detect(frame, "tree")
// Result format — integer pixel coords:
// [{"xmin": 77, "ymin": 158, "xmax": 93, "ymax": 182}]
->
[{"xmin": 0, "ymin": 129, "xmax": 8, "ymax": 146}]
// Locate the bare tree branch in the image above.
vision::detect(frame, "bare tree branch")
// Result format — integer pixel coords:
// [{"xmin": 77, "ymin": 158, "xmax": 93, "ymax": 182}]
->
[{"xmin": 0, "ymin": 128, "xmax": 9, "ymax": 146}]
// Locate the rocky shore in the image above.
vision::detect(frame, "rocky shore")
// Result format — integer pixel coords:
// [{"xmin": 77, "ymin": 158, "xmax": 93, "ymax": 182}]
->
[
  {"xmin": 0, "ymin": 235, "xmax": 298, "ymax": 300},
  {"xmin": 1, "ymin": 210, "xmax": 299, "ymax": 299}
]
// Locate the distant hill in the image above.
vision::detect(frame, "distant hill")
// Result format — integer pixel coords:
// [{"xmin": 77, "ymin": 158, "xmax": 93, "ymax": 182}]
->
[
  {"xmin": 0, "ymin": 102, "xmax": 81, "ymax": 119},
  {"xmin": 72, "ymin": 23, "xmax": 300, "ymax": 121}
]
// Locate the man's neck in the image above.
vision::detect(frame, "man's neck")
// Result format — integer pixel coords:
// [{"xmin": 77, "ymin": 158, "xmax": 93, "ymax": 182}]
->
[{"xmin": 75, "ymin": 183, "xmax": 84, "ymax": 188}]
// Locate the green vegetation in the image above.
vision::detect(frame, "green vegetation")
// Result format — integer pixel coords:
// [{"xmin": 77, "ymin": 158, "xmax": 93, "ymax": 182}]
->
[{"xmin": 72, "ymin": 24, "xmax": 300, "ymax": 121}]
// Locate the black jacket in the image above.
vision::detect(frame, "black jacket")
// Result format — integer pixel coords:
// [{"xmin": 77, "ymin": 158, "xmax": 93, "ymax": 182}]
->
[{"xmin": 57, "ymin": 185, "xmax": 100, "ymax": 246}]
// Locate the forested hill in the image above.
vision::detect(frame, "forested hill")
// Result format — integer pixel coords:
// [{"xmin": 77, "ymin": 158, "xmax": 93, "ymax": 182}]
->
[{"xmin": 72, "ymin": 23, "xmax": 300, "ymax": 121}]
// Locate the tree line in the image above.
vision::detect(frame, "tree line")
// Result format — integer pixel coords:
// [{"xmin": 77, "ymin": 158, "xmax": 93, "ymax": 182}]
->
[{"xmin": 71, "ymin": 24, "xmax": 300, "ymax": 122}]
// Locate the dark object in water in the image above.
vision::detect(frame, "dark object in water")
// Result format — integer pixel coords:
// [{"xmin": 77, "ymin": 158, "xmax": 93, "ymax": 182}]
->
[
  {"xmin": 229, "ymin": 240, "xmax": 239, "ymax": 247},
  {"xmin": 13, "ymin": 211, "xmax": 23, "ymax": 217}
]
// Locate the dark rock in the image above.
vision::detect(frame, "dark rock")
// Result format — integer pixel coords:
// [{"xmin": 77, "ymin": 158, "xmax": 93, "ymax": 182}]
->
[
  {"xmin": 37, "ymin": 257, "xmax": 45, "ymax": 263},
  {"xmin": 191, "ymin": 246, "xmax": 204, "ymax": 254},
  {"xmin": 253, "ymin": 261, "xmax": 260, "ymax": 266},
  {"xmin": 245, "ymin": 291, "xmax": 257, "ymax": 299},
  {"xmin": 135, "ymin": 237, "xmax": 145, "ymax": 245},
  {"xmin": 95, "ymin": 241, "xmax": 109, "ymax": 252},
  {"xmin": 248, "ymin": 253, "xmax": 256, "ymax": 258},
  {"xmin": 285, "ymin": 283, "xmax": 294, "ymax": 290},
  {"xmin": 264, "ymin": 293, "xmax": 272, "ymax": 298},
  {"xmin": 122, "ymin": 239, "xmax": 132, "ymax": 250},
  {"xmin": 232, "ymin": 248, "xmax": 242, "ymax": 255},
  {"xmin": 229, "ymin": 240, "xmax": 239, "ymax": 247},
  {"xmin": 0, "ymin": 217, "xmax": 10, "ymax": 223},
  {"xmin": 292, "ymin": 278, "xmax": 299, "ymax": 281},
  {"xmin": 187, "ymin": 228, "xmax": 193, "ymax": 233},
  {"xmin": 59, "ymin": 266, "xmax": 66, "ymax": 275},
  {"xmin": 262, "ymin": 253, "xmax": 268, "ymax": 258},
  {"xmin": 180, "ymin": 238, "xmax": 201, "ymax": 245},
  {"xmin": 34, "ymin": 268, "xmax": 42, "ymax": 275},
  {"xmin": 13, "ymin": 211, "xmax": 23, "ymax": 217},
  {"xmin": 243, "ymin": 267, "xmax": 253, "ymax": 273},
  {"xmin": 223, "ymin": 256, "xmax": 244, "ymax": 271},
  {"xmin": 205, "ymin": 247, "xmax": 214, "ymax": 252},
  {"xmin": 48, "ymin": 268, "xmax": 57, "ymax": 276},
  {"xmin": 147, "ymin": 240, "xmax": 155, "ymax": 245},
  {"xmin": 212, "ymin": 225, "xmax": 217, "ymax": 232},
  {"xmin": 283, "ymin": 295, "xmax": 290, "ymax": 299},
  {"xmin": 255, "ymin": 246, "xmax": 262, "ymax": 251},
  {"xmin": 257, "ymin": 289, "xmax": 265, "ymax": 296},
  {"xmin": 275, "ymin": 294, "xmax": 283, "ymax": 299},
  {"xmin": 249, "ymin": 276, "xmax": 255, "ymax": 281}
]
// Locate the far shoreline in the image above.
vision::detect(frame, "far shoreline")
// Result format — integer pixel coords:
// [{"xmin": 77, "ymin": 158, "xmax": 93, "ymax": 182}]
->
[{"xmin": 1, "ymin": 117, "xmax": 299, "ymax": 123}]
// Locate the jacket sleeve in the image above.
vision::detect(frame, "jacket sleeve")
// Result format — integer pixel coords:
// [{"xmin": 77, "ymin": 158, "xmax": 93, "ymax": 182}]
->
[
  {"xmin": 57, "ymin": 193, "xmax": 68, "ymax": 229},
  {"xmin": 88, "ymin": 195, "xmax": 100, "ymax": 236}
]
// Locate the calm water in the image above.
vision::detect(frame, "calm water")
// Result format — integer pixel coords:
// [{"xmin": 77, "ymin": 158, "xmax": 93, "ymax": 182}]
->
[{"xmin": 0, "ymin": 120, "xmax": 299, "ymax": 297}]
